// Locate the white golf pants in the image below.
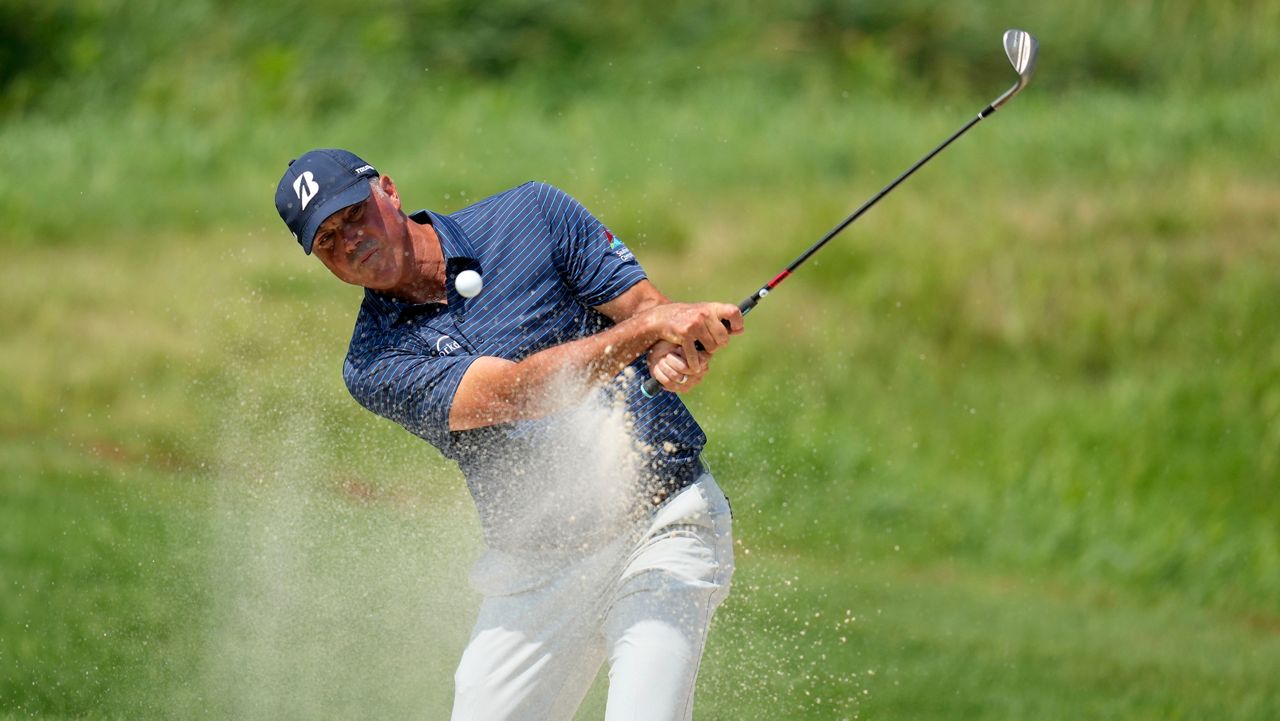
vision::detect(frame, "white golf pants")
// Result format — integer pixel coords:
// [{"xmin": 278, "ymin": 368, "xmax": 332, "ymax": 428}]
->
[{"xmin": 450, "ymin": 473, "xmax": 734, "ymax": 721}]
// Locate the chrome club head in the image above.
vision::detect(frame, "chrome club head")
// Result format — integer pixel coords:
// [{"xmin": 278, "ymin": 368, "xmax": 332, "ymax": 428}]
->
[{"xmin": 991, "ymin": 29, "xmax": 1039, "ymax": 109}]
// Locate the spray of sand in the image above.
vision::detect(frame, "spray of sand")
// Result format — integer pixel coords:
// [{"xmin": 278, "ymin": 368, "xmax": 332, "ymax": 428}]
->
[
  {"xmin": 200, "ymin": 387, "xmax": 478, "ymax": 719},
  {"xmin": 460, "ymin": 367, "xmax": 648, "ymax": 555},
  {"xmin": 198, "ymin": 362, "xmax": 647, "ymax": 719}
]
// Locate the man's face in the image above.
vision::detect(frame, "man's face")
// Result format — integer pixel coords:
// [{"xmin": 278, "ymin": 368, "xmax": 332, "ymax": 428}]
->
[{"xmin": 311, "ymin": 179, "xmax": 411, "ymax": 290}]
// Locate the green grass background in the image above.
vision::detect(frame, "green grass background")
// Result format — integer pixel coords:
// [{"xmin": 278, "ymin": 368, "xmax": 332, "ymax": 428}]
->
[{"xmin": 3, "ymin": 1, "xmax": 1278, "ymax": 719}]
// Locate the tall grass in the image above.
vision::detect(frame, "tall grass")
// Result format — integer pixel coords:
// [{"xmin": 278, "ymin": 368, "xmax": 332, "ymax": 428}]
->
[{"xmin": 9, "ymin": 1, "xmax": 1280, "ymax": 117}]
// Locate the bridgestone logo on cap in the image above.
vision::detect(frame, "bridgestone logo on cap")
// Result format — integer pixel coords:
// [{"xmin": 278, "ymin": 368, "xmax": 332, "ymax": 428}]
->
[{"xmin": 293, "ymin": 171, "xmax": 320, "ymax": 210}]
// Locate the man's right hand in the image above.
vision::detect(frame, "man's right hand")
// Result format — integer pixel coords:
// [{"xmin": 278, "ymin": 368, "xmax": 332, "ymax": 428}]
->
[
  {"xmin": 644, "ymin": 302, "xmax": 744, "ymax": 374},
  {"xmin": 647, "ymin": 341, "xmax": 713, "ymax": 393}
]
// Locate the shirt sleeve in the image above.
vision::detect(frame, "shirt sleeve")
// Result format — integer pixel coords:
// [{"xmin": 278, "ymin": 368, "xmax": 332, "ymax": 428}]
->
[
  {"xmin": 530, "ymin": 182, "xmax": 647, "ymax": 307},
  {"xmin": 343, "ymin": 345, "xmax": 479, "ymax": 452}
]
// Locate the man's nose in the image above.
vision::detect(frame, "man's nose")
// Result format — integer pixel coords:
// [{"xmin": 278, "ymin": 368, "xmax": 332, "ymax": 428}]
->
[{"xmin": 342, "ymin": 224, "xmax": 364, "ymax": 252}]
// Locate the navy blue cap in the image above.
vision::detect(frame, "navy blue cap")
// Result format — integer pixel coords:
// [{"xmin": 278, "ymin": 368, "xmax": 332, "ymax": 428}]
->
[{"xmin": 275, "ymin": 149, "xmax": 380, "ymax": 254}]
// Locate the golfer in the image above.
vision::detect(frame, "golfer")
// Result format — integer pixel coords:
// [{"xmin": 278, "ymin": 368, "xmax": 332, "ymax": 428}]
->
[{"xmin": 274, "ymin": 148, "xmax": 743, "ymax": 721}]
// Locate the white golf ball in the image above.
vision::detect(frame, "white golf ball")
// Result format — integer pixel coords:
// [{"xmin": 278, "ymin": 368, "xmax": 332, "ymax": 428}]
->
[{"xmin": 455, "ymin": 269, "xmax": 483, "ymax": 298}]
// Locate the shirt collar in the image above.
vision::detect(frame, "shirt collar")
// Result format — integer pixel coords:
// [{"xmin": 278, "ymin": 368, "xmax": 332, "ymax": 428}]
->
[{"xmin": 412, "ymin": 209, "xmax": 478, "ymax": 263}]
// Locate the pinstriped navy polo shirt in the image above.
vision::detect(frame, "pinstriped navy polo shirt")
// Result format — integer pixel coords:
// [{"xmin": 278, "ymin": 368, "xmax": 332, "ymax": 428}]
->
[{"xmin": 342, "ymin": 182, "xmax": 706, "ymax": 513}]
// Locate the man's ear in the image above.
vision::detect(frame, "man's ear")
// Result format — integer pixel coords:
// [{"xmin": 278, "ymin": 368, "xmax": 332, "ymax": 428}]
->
[{"xmin": 379, "ymin": 175, "xmax": 401, "ymax": 209}]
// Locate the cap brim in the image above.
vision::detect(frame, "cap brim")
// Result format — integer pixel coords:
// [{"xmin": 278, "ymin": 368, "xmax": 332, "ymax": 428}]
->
[{"xmin": 298, "ymin": 180, "xmax": 374, "ymax": 255}]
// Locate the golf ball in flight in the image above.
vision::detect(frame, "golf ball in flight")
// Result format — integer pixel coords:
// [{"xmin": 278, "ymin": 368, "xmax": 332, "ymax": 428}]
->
[{"xmin": 455, "ymin": 269, "xmax": 483, "ymax": 298}]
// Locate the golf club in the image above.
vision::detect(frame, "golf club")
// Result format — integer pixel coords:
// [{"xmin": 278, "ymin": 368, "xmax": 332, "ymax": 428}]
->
[{"xmin": 642, "ymin": 28, "xmax": 1039, "ymax": 397}]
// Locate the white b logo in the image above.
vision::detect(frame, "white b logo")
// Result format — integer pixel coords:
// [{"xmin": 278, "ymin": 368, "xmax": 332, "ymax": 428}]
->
[{"xmin": 293, "ymin": 171, "xmax": 320, "ymax": 210}]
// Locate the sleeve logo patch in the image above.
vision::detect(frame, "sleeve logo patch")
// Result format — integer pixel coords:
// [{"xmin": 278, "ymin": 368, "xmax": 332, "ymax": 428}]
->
[{"xmin": 604, "ymin": 229, "xmax": 634, "ymax": 262}]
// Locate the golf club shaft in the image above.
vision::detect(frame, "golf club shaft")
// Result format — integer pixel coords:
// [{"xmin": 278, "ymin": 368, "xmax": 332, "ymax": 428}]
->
[
  {"xmin": 741, "ymin": 104, "xmax": 998, "ymax": 313},
  {"xmin": 640, "ymin": 102, "xmax": 1001, "ymax": 398}
]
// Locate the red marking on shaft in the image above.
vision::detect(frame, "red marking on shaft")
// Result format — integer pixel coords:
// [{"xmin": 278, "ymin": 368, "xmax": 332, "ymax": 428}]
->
[{"xmin": 766, "ymin": 270, "xmax": 791, "ymax": 289}]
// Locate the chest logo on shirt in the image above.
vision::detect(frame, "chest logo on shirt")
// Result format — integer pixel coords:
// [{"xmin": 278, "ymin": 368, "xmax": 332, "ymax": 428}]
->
[
  {"xmin": 435, "ymin": 335, "xmax": 463, "ymax": 355},
  {"xmin": 604, "ymin": 229, "xmax": 634, "ymax": 262}
]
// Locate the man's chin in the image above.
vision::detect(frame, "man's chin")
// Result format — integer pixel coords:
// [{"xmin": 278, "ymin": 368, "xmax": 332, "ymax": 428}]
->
[{"xmin": 360, "ymin": 274, "xmax": 399, "ymax": 293}]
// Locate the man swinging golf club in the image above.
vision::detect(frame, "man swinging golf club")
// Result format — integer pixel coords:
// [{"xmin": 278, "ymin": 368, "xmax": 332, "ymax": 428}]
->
[{"xmin": 275, "ymin": 150, "xmax": 744, "ymax": 721}]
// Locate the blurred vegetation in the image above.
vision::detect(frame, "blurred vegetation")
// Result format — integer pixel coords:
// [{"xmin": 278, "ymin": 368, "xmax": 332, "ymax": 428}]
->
[
  {"xmin": 3, "ymin": 1, "xmax": 1279, "ymax": 719},
  {"xmin": 5, "ymin": 0, "xmax": 1280, "ymax": 119}
]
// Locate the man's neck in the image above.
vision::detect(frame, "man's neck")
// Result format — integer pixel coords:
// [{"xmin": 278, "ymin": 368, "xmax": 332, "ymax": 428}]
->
[{"xmin": 387, "ymin": 221, "xmax": 448, "ymax": 305}]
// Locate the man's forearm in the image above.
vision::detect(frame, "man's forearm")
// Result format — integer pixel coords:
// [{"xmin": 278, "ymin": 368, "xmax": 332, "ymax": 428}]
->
[
  {"xmin": 449, "ymin": 309, "xmax": 665, "ymax": 429},
  {"xmin": 504, "ymin": 311, "xmax": 660, "ymax": 403},
  {"xmin": 450, "ymin": 294, "xmax": 743, "ymax": 430}
]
